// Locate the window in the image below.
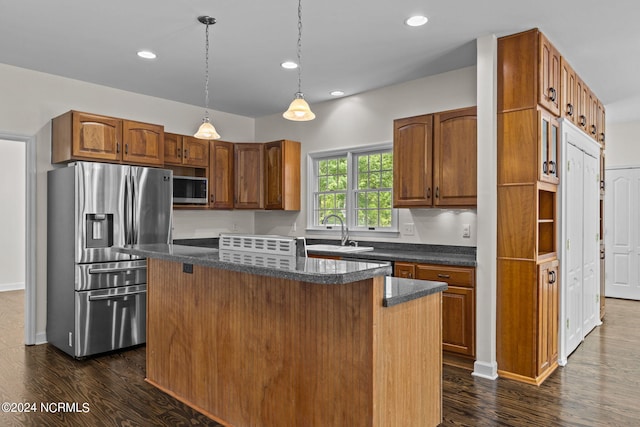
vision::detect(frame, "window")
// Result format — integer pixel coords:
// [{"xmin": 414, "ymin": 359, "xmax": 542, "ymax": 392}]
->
[{"xmin": 308, "ymin": 144, "xmax": 397, "ymax": 234}]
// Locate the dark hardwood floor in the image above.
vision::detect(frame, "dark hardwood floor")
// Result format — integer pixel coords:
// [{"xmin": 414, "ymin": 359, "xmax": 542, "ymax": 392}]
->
[{"xmin": 1, "ymin": 291, "xmax": 638, "ymax": 426}]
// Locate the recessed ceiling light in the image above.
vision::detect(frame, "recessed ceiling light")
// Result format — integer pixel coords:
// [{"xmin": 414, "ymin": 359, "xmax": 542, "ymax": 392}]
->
[
  {"xmin": 281, "ymin": 61, "xmax": 298, "ymax": 69},
  {"xmin": 405, "ymin": 15, "xmax": 428, "ymax": 27},
  {"xmin": 330, "ymin": 90, "xmax": 345, "ymax": 97},
  {"xmin": 137, "ymin": 50, "xmax": 157, "ymax": 59}
]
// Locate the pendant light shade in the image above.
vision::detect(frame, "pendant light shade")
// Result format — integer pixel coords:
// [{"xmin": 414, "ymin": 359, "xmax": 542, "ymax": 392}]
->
[
  {"xmin": 283, "ymin": 92, "xmax": 316, "ymax": 121},
  {"xmin": 194, "ymin": 118, "xmax": 221, "ymax": 139},
  {"xmin": 194, "ymin": 16, "xmax": 221, "ymax": 140},
  {"xmin": 283, "ymin": 0, "xmax": 315, "ymax": 121}
]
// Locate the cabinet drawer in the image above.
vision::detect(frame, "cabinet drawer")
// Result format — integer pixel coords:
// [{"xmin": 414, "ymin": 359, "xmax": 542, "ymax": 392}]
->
[{"xmin": 415, "ymin": 264, "xmax": 474, "ymax": 287}]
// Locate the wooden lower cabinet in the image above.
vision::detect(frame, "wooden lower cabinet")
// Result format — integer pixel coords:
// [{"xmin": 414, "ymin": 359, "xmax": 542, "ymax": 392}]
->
[
  {"xmin": 497, "ymin": 258, "xmax": 559, "ymax": 385},
  {"xmin": 395, "ymin": 262, "xmax": 476, "ymax": 360}
]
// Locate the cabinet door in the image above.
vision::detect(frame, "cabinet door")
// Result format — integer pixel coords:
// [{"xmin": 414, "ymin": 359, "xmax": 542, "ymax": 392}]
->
[
  {"xmin": 122, "ymin": 120, "xmax": 164, "ymax": 166},
  {"xmin": 164, "ymin": 132, "xmax": 183, "ymax": 166},
  {"xmin": 182, "ymin": 136, "xmax": 210, "ymax": 168},
  {"xmin": 415, "ymin": 264, "xmax": 475, "ymax": 358},
  {"xmin": 539, "ymin": 33, "xmax": 560, "ymax": 116},
  {"xmin": 433, "ymin": 107, "xmax": 477, "ymax": 207},
  {"xmin": 597, "ymin": 102, "xmax": 606, "ymax": 148},
  {"xmin": 393, "ymin": 114, "xmax": 433, "ymax": 207},
  {"xmin": 539, "ymin": 109, "xmax": 559, "ymax": 184},
  {"xmin": 441, "ymin": 286, "xmax": 475, "ymax": 356},
  {"xmin": 588, "ymin": 91, "xmax": 599, "ymax": 141},
  {"xmin": 72, "ymin": 112, "xmax": 122, "ymax": 162},
  {"xmin": 537, "ymin": 260, "xmax": 558, "ymax": 375},
  {"xmin": 394, "ymin": 262, "xmax": 415, "ymax": 279},
  {"xmin": 234, "ymin": 143, "xmax": 264, "ymax": 209},
  {"xmin": 560, "ymin": 58, "xmax": 577, "ymax": 125},
  {"xmin": 576, "ymin": 77, "xmax": 589, "ymax": 133},
  {"xmin": 209, "ymin": 140, "xmax": 234, "ymax": 209},
  {"xmin": 264, "ymin": 140, "xmax": 301, "ymax": 211}
]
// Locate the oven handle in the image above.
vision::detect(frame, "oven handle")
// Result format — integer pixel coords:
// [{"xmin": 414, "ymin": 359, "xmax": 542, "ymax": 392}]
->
[
  {"xmin": 88, "ymin": 266, "xmax": 146, "ymax": 274},
  {"xmin": 88, "ymin": 290, "xmax": 146, "ymax": 301}
]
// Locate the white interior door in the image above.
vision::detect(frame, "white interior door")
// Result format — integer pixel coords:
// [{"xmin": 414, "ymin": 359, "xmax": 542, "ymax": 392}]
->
[
  {"xmin": 565, "ymin": 143, "xmax": 583, "ymax": 355},
  {"xmin": 605, "ymin": 168, "xmax": 640, "ymax": 299},
  {"xmin": 582, "ymin": 152, "xmax": 599, "ymax": 334}
]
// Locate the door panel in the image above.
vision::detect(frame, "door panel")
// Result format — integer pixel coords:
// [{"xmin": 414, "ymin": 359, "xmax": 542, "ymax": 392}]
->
[
  {"xmin": 606, "ymin": 169, "xmax": 640, "ymax": 299},
  {"xmin": 565, "ymin": 144, "xmax": 583, "ymax": 355},
  {"xmin": 130, "ymin": 166, "xmax": 173, "ymax": 245},
  {"xmin": 582, "ymin": 152, "xmax": 600, "ymax": 334}
]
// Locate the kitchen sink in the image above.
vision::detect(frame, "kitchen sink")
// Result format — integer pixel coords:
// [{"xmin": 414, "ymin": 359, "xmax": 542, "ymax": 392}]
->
[{"xmin": 306, "ymin": 244, "xmax": 375, "ymax": 253}]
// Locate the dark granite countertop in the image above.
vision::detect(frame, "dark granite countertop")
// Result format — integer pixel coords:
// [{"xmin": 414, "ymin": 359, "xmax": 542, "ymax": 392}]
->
[
  {"xmin": 173, "ymin": 237, "xmax": 477, "ymax": 267},
  {"xmin": 383, "ymin": 276, "xmax": 448, "ymax": 307},
  {"xmin": 116, "ymin": 243, "xmax": 392, "ymax": 285}
]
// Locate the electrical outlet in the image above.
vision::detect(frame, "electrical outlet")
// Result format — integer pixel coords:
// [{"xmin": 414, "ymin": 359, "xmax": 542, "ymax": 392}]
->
[
  {"xmin": 232, "ymin": 223, "xmax": 238, "ymax": 232},
  {"xmin": 403, "ymin": 223, "xmax": 415, "ymax": 235},
  {"xmin": 462, "ymin": 224, "xmax": 471, "ymax": 238}
]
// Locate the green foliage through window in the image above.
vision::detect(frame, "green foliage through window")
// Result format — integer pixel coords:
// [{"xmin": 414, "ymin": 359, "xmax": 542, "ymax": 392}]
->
[{"xmin": 312, "ymin": 148, "xmax": 395, "ymax": 230}]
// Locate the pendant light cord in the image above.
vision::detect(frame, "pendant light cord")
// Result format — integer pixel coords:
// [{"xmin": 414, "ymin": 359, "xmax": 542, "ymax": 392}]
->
[
  {"xmin": 204, "ymin": 22, "xmax": 211, "ymax": 120},
  {"xmin": 296, "ymin": 0, "xmax": 303, "ymax": 95}
]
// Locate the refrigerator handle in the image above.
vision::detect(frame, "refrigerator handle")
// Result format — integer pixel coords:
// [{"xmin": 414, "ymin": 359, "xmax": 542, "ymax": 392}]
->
[
  {"xmin": 124, "ymin": 173, "xmax": 132, "ymax": 245},
  {"xmin": 131, "ymin": 173, "xmax": 137, "ymax": 244}
]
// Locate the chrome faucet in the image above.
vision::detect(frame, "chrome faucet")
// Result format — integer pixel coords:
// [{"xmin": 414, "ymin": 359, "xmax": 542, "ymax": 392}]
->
[{"xmin": 322, "ymin": 214, "xmax": 349, "ymax": 246}]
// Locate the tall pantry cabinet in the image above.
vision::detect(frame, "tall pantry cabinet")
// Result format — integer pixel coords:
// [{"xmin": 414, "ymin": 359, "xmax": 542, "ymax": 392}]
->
[
  {"xmin": 497, "ymin": 29, "xmax": 561, "ymax": 385},
  {"xmin": 497, "ymin": 28, "xmax": 606, "ymax": 385}
]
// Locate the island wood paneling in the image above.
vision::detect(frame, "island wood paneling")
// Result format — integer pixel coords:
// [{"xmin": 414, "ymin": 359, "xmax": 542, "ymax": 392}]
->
[{"xmin": 146, "ymin": 259, "xmax": 441, "ymax": 426}]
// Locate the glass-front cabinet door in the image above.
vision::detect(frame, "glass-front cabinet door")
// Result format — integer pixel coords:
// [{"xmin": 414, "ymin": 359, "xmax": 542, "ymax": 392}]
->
[{"xmin": 539, "ymin": 108, "xmax": 560, "ymax": 184}]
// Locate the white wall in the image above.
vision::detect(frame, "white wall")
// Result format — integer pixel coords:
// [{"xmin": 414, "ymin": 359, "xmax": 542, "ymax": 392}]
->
[
  {"xmin": 255, "ymin": 66, "xmax": 478, "ymax": 246},
  {"xmin": 0, "ymin": 62, "xmax": 256, "ymax": 340},
  {"xmin": 606, "ymin": 120, "xmax": 640, "ymax": 168},
  {"xmin": 0, "ymin": 139, "xmax": 25, "ymax": 291}
]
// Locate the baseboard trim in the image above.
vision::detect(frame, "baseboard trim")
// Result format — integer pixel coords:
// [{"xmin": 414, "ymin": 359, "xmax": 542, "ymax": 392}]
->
[
  {"xmin": 472, "ymin": 360, "xmax": 498, "ymax": 380},
  {"xmin": 0, "ymin": 282, "xmax": 25, "ymax": 292},
  {"xmin": 35, "ymin": 331, "xmax": 47, "ymax": 345}
]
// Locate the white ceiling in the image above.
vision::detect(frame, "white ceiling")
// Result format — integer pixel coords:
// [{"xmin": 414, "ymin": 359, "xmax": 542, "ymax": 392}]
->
[{"xmin": 1, "ymin": 0, "xmax": 639, "ymax": 122}]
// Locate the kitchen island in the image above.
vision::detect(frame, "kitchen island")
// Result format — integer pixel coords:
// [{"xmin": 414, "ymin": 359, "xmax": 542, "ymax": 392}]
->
[{"xmin": 118, "ymin": 244, "xmax": 446, "ymax": 427}]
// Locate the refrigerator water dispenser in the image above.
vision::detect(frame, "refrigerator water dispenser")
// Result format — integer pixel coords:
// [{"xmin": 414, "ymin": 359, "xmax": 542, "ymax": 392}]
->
[{"xmin": 86, "ymin": 214, "xmax": 113, "ymax": 248}]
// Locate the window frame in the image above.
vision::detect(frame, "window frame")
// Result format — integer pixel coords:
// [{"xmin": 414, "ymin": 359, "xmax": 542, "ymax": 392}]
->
[{"xmin": 306, "ymin": 143, "xmax": 399, "ymax": 237}]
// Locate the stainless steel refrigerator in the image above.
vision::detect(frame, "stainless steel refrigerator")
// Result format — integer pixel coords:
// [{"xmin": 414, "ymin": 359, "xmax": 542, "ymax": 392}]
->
[{"xmin": 47, "ymin": 161, "xmax": 172, "ymax": 358}]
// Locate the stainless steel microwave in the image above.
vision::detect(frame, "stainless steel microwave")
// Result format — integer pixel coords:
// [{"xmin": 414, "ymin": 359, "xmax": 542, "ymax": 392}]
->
[{"xmin": 173, "ymin": 176, "xmax": 208, "ymax": 204}]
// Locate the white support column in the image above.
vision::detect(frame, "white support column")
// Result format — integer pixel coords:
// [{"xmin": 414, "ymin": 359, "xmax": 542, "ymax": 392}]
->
[{"xmin": 473, "ymin": 34, "xmax": 498, "ymax": 380}]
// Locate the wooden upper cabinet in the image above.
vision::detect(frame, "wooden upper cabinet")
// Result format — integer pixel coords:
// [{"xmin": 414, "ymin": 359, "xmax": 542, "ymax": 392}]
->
[
  {"xmin": 165, "ymin": 133, "xmax": 210, "ymax": 168},
  {"xmin": 234, "ymin": 143, "xmax": 264, "ymax": 209},
  {"xmin": 264, "ymin": 140, "xmax": 301, "ymax": 211},
  {"xmin": 576, "ymin": 76, "xmax": 589, "ymax": 134},
  {"xmin": 164, "ymin": 132, "xmax": 183, "ymax": 165},
  {"xmin": 539, "ymin": 32, "xmax": 561, "ymax": 116},
  {"xmin": 393, "ymin": 114, "xmax": 433, "ymax": 207},
  {"xmin": 209, "ymin": 140, "xmax": 234, "ymax": 209},
  {"xmin": 539, "ymin": 109, "xmax": 560, "ymax": 184},
  {"xmin": 121, "ymin": 120, "xmax": 164, "ymax": 166},
  {"xmin": 52, "ymin": 111, "xmax": 164, "ymax": 166},
  {"xmin": 597, "ymin": 102, "xmax": 606, "ymax": 147},
  {"xmin": 182, "ymin": 136, "xmax": 209, "ymax": 168},
  {"xmin": 588, "ymin": 90, "xmax": 600, "ymax": 141},
  {"xmin": 52, "ymin": 111, "xmax": 123, "ymax": 163},
  {"xmin": 433, "ymin": 106, "xmax": 477, "ymax": 207},
  {"xmin": 560, "ymin": 58, "xmax": 577, "ymax": 125},
  {"xmin": 498, "ymin": 28, "xmax": 560, "ymax": 115}
]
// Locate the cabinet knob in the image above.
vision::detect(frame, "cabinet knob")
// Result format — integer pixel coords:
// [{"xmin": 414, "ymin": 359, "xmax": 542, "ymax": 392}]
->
[
  {"xmin": 548, "ymin": 160, "xmax": 556, "ymax": 175},
  {"xmin": 548, "ymin": 87, "xmax": 557, "ymax": 102},
  {"xmin": 177, "ymin": 148, "xmax": 182, "ymax": 158},
  {"xmin": 591, "ymin": 125, "xmax": 597, "ymax": 135},
  {"xmin": 435, "ymin": 187, "xmax": 440, "ymax": 198},
  {"xmin": 184, "ymin": 149, "xmax": 188, "ymax": 159},
  {"xmin": 116, "ymin": 142, "xmax": 120, "ymax": 154},
  {"xmin": 580, "ymin": 115, "xmax": 587, "ymax": 127},
  {"xmin": 437, "ymin": 273, "xmax": 450, "ymax": 279},
  {"xmin": 210, "ymin": 194, "xmax": 215, "ymax": 203},
  {"xmin": 125, "ymin": 144, "xmax": 129, "ymax": 154},
  {"xmin": 548, "ymin": 270, "xmax": 556, "ymax": 284},
  {"xmin": 427, "ymin": 187, "xmax": 431, "ymax": 199},
  {"xmin": 600, "ymin": 133, "xmax": 606, "ymax": 144}
]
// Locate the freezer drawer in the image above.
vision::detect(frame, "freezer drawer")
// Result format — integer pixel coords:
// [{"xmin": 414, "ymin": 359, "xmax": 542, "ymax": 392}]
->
[
  {"xmin": 74, "ymin": 284, "xmax": 146, "ymax": 358},
  {"xmin": 75, "ymin": 260, "xmax": 147, "ymax": 291}
]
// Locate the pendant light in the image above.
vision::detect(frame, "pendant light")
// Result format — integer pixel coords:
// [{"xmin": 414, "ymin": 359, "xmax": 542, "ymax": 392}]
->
[
  {"xmin": 283, "ymin": 0, "xmax": 315, "ymax": 121},
  {"xmin": 194, "ymin": 16, "xmax": 221, "ymax": 140}
]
